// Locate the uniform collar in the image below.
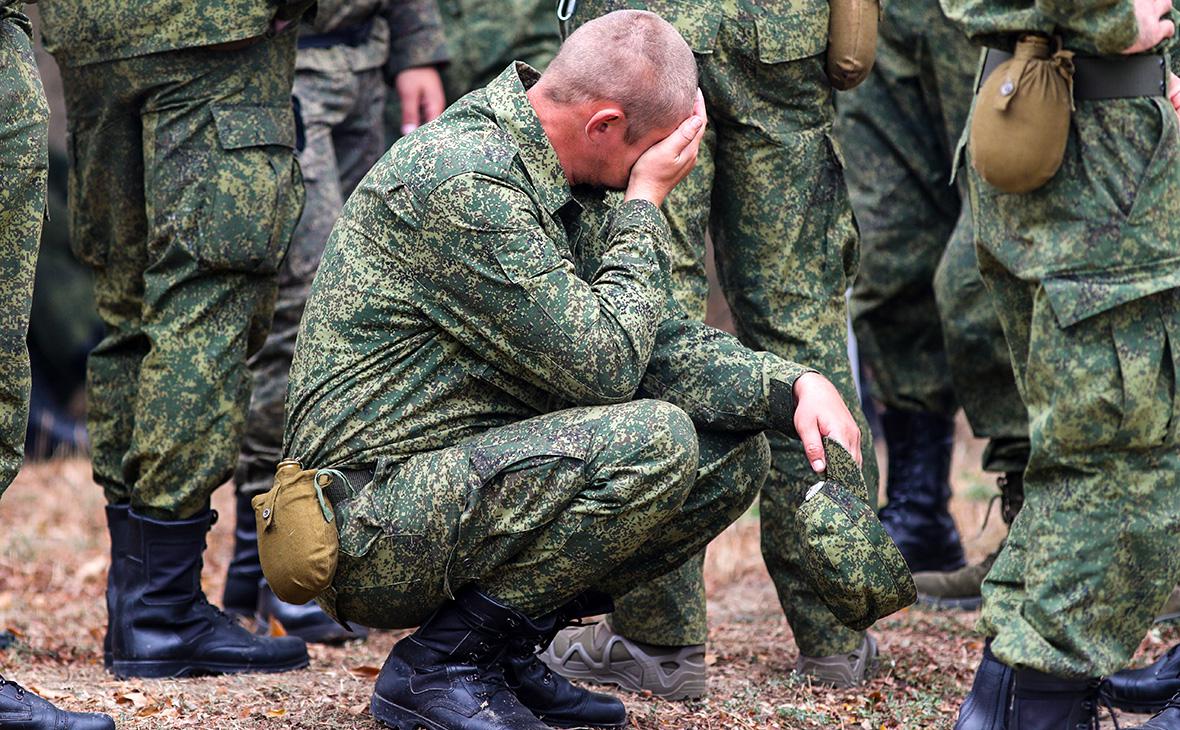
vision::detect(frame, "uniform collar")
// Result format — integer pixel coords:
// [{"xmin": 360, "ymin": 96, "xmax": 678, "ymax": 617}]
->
[{"xmin": 486, "ymin": 63, "xmax": 575, "ymax": 215}]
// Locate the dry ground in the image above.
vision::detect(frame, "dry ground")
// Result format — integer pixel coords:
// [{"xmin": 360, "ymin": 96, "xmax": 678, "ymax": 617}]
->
[{"xmin": 1, "ymin": 428, "xmax": 1173, "ymax": 729}]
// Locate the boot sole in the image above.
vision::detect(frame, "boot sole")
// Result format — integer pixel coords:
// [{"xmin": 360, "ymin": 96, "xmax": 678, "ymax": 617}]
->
[
  {"xmin": 541, "ymin": 714, "xmax": 628, "ymax": 729},
  {"xmin": 111, "ymin": 654, "xmax": 309, "ymax": 679},
  {"xmin": 370, "ymin": 694, "xmax": 448, "ymax": 730},
  {"xmin": 916, "ymin": 593, "xmax": 983, "ymax": 611}
]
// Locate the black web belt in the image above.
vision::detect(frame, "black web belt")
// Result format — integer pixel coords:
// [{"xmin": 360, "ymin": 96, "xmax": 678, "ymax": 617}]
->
[
  {"xmin": 319, "ymin": 465, "xmax": 376, "ymax": 506},
  {"xmin": 298, "ymin": 18, "xmax": 375, "ymax": 49},
  {"xmin": 980, "ymin": 48, "xmax": 1167, "ymax": 99}
]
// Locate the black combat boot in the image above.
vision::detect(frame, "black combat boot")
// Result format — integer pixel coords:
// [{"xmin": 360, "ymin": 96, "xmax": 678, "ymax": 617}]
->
[
  {"xmin": 370, "ymin": 587, "xmax": 552, "ymax": 730},
  {"xmin": 222, "ymin": 487, "xmax": 267, "ymax": 618},
  {"xmin": 1124, "ymin": 692, "xmax": 1180, "ymax": 729},
  {"xmin": 503, "ymin": 591, "xmax": 627, "ymax": 728},
  {"xmin": 878, "ymin": 409, "xmax": 966, "ymax": 572},
  {"xmin": 102, "ymin": 503, "xmax": 130, "ymax": 669},
  {"xmin": 1105, "ymin": 643, "xmax": 1180, "ymax": 714},
  {"xmin": 955, "ymin": 640, "xmax": 1015, "ymax": 730},
  {"xmin": 109, "ymin": 508, "xmax": 309, "ymax": 678},
  {"xmin": 0, "ymin": 674, "xmax": 114, "ymax": 729},
  {"xmin": 224, "ymin": 490, "xmax": 364, "ymax": 644},
  {"xmin": 1008, "ymin": 669, "xmax": 1101, "ymax": 730}
]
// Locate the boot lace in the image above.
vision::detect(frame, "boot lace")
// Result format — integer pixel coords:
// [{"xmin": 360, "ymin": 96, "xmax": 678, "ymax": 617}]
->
[{"xmin": 1086, "ymin": 680, "xmax": 1119, "ymax": 730}]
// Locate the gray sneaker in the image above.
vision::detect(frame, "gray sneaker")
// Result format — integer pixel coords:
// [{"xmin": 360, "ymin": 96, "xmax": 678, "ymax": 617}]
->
[
  {"xmin": 795, "ymin": 633, "xmax": 878, "ymax": 688},
  {"xmin": 539, "ymin": 620, "xmax": 707, "ymax": 700}
]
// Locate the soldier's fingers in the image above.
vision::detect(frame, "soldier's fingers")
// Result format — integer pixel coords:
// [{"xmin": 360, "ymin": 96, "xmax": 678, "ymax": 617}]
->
[
  {"xmin": 798, "ymin": 418, "xmax": 826, "ymax": 473},
  {"xmin": 1156, "ymin": 0, "xmax": 1174, "ymax": 19},
  {"xmin": 675, "ymin": 114, "xmax": 705, "ymax": 145},
  {"xmin": 692, "ymin": 89, "xmax": 707, "ymax": 127},
  {"xmin": 401, "ymin": 90, "xmax": 423, "ymax": 136},
  {"xmin": 424, "ymin": 88, "xmax": 447, "ymax": 124},
  {"xmin": 1161, "ymin": 18, "xmax": 1177, "ymax": 43}
]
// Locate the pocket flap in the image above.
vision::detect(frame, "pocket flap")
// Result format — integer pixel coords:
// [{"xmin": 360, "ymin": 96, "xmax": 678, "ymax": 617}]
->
[
  {"xmin": 755, "ymin": 5, "xmax": 830, "ymax": 64},
  {"xmin": 212, "ymin": 104, "xmax": 296, "ymax": 150},
  {"xmin": 638, "ymin": 0, "xmax": 723, "ymax": 53}
]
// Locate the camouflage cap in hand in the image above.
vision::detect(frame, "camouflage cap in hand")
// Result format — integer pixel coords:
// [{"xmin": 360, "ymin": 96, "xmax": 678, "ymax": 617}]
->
[{"xmin": 797, "ymin": 437, "xmax": 916, "ymax": 630}]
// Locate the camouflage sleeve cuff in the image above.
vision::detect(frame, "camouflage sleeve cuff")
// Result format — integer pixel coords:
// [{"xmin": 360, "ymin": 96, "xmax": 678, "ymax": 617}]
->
[
  {"xmin": 610, "ymin": 198, "xmax": 669, "ymax": 241},
  {"xmin": 766, "ymin": 360, "xmax": 820, "ymax": 438},
  {"xmin": 384, "ymin": 0, "xmax": 451, "ymax": 79}
]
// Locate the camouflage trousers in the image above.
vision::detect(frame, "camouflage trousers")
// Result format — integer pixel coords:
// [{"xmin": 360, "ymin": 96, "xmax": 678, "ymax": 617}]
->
[
  {"xmin": 320, "ymin": 400, "xmax": 768, "ymax": 627},
  {"xmin": 572, "ymin": 2, "xmax": 876, "ymax": 655},
  {"xmin": 60, "ymin": 32, "xmax": 303, "ymax": 519},
  {"xmin": 236, "ymin": 65, "xmax": 387, "ymax": 497},
  {"xmin": 383, "ymin": 0, "xmax": 558, "ymax": 144},
  {"xmin": 969, "ymin": 97, "xmax": 1180, "ymax": 676},
  {"xmin": 0, "ymin": 19, "xmax": 48, "ymax": 495},
  {"xmin": 840, "ymin": 0, "xmax": 1029, "ymax": 473}
]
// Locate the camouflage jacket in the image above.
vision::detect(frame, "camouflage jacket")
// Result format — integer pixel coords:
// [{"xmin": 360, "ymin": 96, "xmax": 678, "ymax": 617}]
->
[
  {"xmin": 284, "ymin": 63, "xmax": 813, "ymax": 469},
  {"xmin": 39, "ymin": 0, "xmax": 313, "ymax": 67},
  {"xmin": 940, "ymin": 0, "xmax": 1174, "ymax": 56},
  {"xmin": 296, "ymin": 0, "xmax": 448, "ymax": 75}
]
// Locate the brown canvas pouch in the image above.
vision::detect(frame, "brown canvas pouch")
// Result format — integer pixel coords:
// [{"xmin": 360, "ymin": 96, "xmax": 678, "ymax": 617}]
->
[
  {"xmin": 970, "ymin": 34, "xmax": 1075, "ymax": 194},
  {"xmin": 827, "ymin": 0, "xmax": 879, "ymax": 90},
  {"xmin": 252, "ymin": 459, "xmax": 340, "ymax": 605}
]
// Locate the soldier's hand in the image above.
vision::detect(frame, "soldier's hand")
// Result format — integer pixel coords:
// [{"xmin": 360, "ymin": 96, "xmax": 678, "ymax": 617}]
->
[
  {"xmin": 397, "ymin": 66, "xmax": 447, "ymax": 136},
  {"xmin": 792, "ymin": 372, "xmax": 862, "ymax": 473},
  {"xmin": 624, "ymin": 89, "xmax": 707, "ymax": 207},
  {"xmin": 1123, "ymin": 0, "xmax": 1175, "ymax": 54}
]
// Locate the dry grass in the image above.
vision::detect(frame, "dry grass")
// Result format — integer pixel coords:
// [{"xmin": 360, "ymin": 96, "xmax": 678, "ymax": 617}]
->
[{"xmin": 0, "ymin": 429, "xmax": 1172, "ymax": 729}]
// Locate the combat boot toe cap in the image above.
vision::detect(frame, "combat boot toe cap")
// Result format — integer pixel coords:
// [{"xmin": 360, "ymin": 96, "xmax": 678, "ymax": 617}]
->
[
  {"xmin": 1106, "ymin": 646, "xmax": 1180, "ymax": 713},
  {"xmin": 0, "ymin": 680, "xmax": 116, "ymax": 730}
]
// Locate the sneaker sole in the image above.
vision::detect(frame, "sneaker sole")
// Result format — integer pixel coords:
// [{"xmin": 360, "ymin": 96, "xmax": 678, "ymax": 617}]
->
[
  {"xmin": 916, "ymin": 593, "xmax": 983, "ymax": 611},
  {"xmin": 110, "ymin": 655, "xmax": 309, "ymax": 679},
  {"xmin": 541, "ymin": 655, "xmax": 705, "ymax": 701},
  {"xmin": 370, "ymin": 694, "xmax": 448, "ymax": 730}
]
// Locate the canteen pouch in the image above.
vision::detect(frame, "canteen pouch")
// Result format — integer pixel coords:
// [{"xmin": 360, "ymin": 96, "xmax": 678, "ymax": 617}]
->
[
  {"xmin": 826, "ymin": 0, "xmax": 879, "ymax": 90},
  {"xmin": 252, "ymin": 459, "xmax": 340, "ymax": 605},
  {"xmin": 797, "ymin": 438, "xmax": 916, "ymax": 630},
  {"xmin": 970, "ymin": 35, "xmax": 1075, "ymax": 194}
]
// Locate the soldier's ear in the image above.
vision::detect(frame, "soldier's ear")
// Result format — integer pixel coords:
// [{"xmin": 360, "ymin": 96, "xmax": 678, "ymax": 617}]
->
[{"xmin": 585, "ymin": 106, "xmax": 627, "ymax": 144}]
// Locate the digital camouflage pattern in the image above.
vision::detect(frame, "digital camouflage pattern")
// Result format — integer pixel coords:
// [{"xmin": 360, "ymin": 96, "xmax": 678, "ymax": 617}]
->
[
  {"xmin": 383, "ymin": 0, "xmax": 450, "ymax": 77},
  {"xmin": 798, "ymin": 439, "xmax": 916, "ymax": 631},
  {"xmin": 949, "ymin": 2, "xmax": 1180, "ymax": 677},
  {"xmin": 939, "ymin": 0, "xmax": 1140, "ymax": 55},
  {"xmin": 45, "ymin": 26, "xmax": 304, "ymax": 519},
  {"xmin": 568, "ymin": 0, "xmax": 876, "ymax": 656},
  {"xmin": 237, "ymin": 0, "xmax": 448, "ymax": 497},
  {"xmin": 285, "ymin": 64, "xmax": 821, "ymax": 624},
  {"xmin": 325, "ymin": 403, "xmax": 769, "ymax": 626},
  {"xmin": 840, "ymin": 0, "xmax": 1029, "ymax": 473},
  {"xmin": 436, "ymin": 0, "xmax": 558, "ymax": 101},
  {"xmin": 39, "ymin": 0, "xmax": 314, "ymax": 67},
  {"xmin": 295, "ymin": 0, "xmax": 448, "ymax": 76},
  {"xmin": 0, "ymin": 6, "xmax": 48, "ymax": 497}
]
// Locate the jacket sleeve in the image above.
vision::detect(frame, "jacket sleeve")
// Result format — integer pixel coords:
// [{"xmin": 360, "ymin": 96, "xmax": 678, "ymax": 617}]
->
[
  {"xmin": 640, "ymin": 306, "xmax": 816, "ymax": 436},
  {"xmin": 1035, "ymin": 0, "xmax": 1138, "ymax": 54},
  {"xmin": 383, "ymin": 0, "xmax": 450, "ymax": 80},
  {"xmin": 408, "ymin": 173, "xmax": 669, "ymax": 405}
]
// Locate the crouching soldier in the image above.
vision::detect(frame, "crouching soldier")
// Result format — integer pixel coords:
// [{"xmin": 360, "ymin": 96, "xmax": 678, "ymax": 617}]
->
[{"xmin": 273, "ymin": 10, "xmax": 864, "ymax": 730}]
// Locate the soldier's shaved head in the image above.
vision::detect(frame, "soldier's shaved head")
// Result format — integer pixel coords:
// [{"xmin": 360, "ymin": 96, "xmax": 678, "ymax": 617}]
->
[{"xmin": 538, "ymin": 9, "xmax": 698, "ymax": 143}]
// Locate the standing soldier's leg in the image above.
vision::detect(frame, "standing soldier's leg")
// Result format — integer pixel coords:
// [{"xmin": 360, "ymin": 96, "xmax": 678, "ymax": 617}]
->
[
  {"xmin": 842, "ymin": 3, "xmax": 965, "ymax": 575},
  {"xmin": 0, "ymin": 14, "xmax": 116, "ymax": 727},
  {"xmin": 64, "ymin": 33, "xmax": 310, "ymax": 679},
  {"xmin": 706, "ymin": 10, "xmax": 878, "ymax": 684},
  {"xmin": 226, "ymin": 62, "xmax": 386, "ymax": 643}
]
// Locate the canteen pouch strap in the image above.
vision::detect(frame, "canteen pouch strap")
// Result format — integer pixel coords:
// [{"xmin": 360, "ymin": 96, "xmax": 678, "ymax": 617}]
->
[{"xmin": 969, "ymin": 34, "xmax": 1075, "ymax": 194}]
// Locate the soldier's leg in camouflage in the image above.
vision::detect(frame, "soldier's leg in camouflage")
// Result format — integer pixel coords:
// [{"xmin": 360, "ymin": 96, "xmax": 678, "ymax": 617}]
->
[
  {"xmin": 542, "ymin": 428, "xmax": 768, "ymax": 701},
  {"xmin": 701, "ymin": 15, "xmax": 877, "ymax": 684},
  {"xmin": 227, "ymin": 64, "xmax": 386, "ymax": 644},
  {"xmin": 920, "ymin": 205, "xmax": 1030, "ymax": 610},
  {"xmin": 843, "ymin": 7, "xmax": 968, "ymax": 576},
  {"xmin": 957, "ymin": 254, "xmax": 1180, "ymax": 727},
  {"xmin": 330, "ymin": 401, "xmax": 762, "ymax": 729},
  {"xmin": 0, "ymin": 17, "xmax": 116, "ymax": 728},
  {"xmin": 64, "ymin": 34, "xmax": 310, "ymax": 679}
]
